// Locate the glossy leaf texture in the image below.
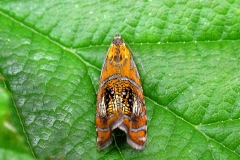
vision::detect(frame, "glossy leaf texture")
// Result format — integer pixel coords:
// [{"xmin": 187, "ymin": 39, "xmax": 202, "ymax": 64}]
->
[{"xmin": 0, "ymin": 1, "xmax": 240, "ymax": 159}]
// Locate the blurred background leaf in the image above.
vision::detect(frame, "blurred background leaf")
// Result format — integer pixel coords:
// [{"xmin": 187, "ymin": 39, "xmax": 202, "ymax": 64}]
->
[{"xmin": 0, "ymin": 77, "xmax": 34, "ymax": 160}]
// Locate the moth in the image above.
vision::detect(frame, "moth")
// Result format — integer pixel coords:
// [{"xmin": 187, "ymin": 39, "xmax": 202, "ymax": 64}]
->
[{"xmin": 96, "ymin": 34, "xmax": 147, "ymax": 150}]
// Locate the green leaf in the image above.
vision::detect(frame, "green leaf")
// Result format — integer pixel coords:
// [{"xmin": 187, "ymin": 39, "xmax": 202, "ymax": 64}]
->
[{"xmin": 0, "ymin": 1, "xmax": 240, "ymax": 159}]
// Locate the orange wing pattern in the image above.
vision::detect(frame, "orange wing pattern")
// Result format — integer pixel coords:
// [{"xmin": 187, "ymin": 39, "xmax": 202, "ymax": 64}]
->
[{"xmin": 96, "ymin": 34, "xmax": 147, "ymax": 150}]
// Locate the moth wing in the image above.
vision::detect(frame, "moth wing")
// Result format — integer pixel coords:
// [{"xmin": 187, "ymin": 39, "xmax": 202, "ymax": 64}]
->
[
  {"xmin": 96, "ymin": 79, "xmax": 122, "ymax": 150},
  {"xmin": 119, "ymin": 55, "xmax": 147, "ymax": 150},
  {"xmin": 125, "ymin": 92, "xmax": 147, "ymax": 150}
]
